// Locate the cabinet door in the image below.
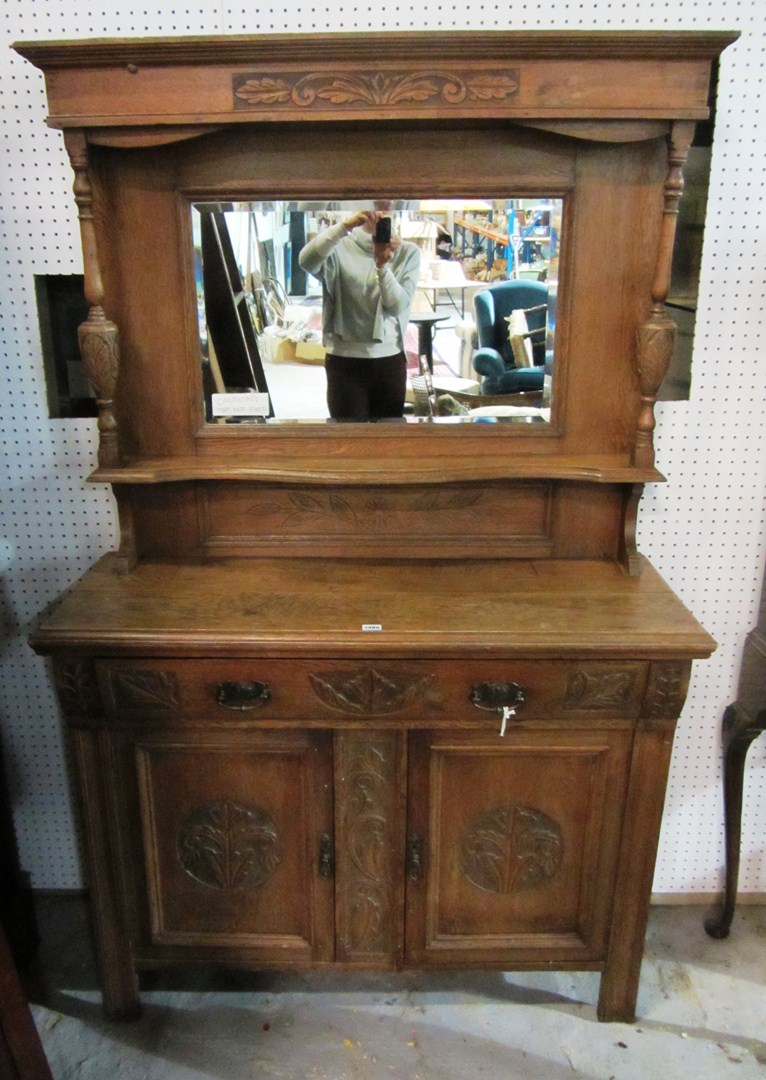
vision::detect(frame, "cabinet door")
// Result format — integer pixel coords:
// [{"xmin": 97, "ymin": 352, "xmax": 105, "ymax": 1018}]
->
[
  {"xmin": 134, "ymin": 730, "xmax": 334, "ymax": 962},
  {"xmin": 405, "ymin": 728, "xmax": 632, "ymax": 967}
]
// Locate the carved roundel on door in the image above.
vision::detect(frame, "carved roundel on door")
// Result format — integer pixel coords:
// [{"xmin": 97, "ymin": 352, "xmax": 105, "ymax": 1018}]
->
[
  {"xmin": 459, "ymin": 804, "xmax": 563, "ymax": 894},
  {"xmin": 178, "ymin": 800, "xmax": 283, "ymax": 890}
]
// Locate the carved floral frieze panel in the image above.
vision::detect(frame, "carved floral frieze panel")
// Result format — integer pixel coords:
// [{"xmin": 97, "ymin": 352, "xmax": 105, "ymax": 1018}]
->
[{"xmin": 233, "ymin": 69, "xmax": 520, "ymax": 112}]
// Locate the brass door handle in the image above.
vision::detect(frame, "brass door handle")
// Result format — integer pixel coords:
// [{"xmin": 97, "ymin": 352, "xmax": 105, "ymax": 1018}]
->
[
  {"xmin": 318, "ymin": 833, "xmax": 334, "ymax": 879},
  {"xmin": 407, "ymin": 833, "xmax": 424, "ymax": 882}
]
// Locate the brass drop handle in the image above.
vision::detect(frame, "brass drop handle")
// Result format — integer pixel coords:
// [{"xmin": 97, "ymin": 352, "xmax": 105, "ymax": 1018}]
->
[
  {"xmin": 318, "ymin": 833, "xmax": 334, "ymax": 879},
  {"xmin": 216, "ymin": 681, "xmax": 271, "ymax": 711},
  {"xmin": 470, "ymin": 681, "xmax": 526, "ymax": 736}
]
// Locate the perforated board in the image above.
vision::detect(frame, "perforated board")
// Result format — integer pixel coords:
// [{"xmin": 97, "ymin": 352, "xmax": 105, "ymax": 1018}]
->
[{"xmin": 0, "ymin": 0, "xmax": 763, "ymax": 894}]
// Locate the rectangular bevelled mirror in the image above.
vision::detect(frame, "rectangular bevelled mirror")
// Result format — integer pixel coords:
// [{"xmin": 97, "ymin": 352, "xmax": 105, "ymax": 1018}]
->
[{"xmin": 192, "ymin": 197, "xmax": 563, "ymax": 426}]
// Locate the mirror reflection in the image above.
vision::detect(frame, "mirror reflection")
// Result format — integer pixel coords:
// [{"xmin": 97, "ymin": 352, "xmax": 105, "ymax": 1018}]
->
[{"xmin": 192, "ymin": 198, "xmax": 562, "ymax": 425}]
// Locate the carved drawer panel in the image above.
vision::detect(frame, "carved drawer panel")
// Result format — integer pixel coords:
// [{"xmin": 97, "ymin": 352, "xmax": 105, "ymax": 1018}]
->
[{"xmin": 94, "ymin": 658, "xmax": 653, "ymax": 726}]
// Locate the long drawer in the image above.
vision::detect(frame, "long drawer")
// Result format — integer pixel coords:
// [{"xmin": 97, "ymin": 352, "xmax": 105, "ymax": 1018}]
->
[{"xmin": 91, "ymin": 657, "xmax": 651, "ymax": 726}]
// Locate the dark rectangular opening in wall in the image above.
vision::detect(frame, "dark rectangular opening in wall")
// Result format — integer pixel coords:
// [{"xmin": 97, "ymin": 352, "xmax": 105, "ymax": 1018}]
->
[{"xmin": 34, "ymin": 273, "xmax": 96, "ymax": 418}]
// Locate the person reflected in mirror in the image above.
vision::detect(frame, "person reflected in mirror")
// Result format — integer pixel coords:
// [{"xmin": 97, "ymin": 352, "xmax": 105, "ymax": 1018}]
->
[{"xmin": 298, "ymin": 203, "xmax": 420, "ymax": 421}]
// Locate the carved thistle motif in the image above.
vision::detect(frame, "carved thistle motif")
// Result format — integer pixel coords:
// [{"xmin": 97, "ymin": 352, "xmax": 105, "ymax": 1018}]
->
[
  {"xmin": 233, "ymin": 69, "xmax": 519, "ymax": 111},
  {"xmin": 110, "ymin": 669, "xmax": 180, "ymax": 710},
  {"xmin": 564, "ymin": 668, "xmax": 637, "ymax": 710},
  {"xmin": 178, "ymin": 801, "xmax": 283, "ymax": 890},
  {"xmin": 642, "ymin": 662, "xmax": 688, "ymax": 720},
  {"xmin": 57, "ymin": 660, "xmax": 101, "ymax": 716},
  {"xmin": 339, "ymin": 736, "xmax": 396, "ymax": 953},
  {"xmin": 309, "ymin": 667, "xmax": 436, "ymax": 715},
  {"xmin": 460, "ymin": 804, "xmax": 563, "ymax": 894}
]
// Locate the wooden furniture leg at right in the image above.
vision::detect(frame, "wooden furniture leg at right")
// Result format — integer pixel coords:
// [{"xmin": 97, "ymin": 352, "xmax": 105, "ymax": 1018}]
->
[{"xmin": 704, "ymin": 703, "xmax": 766, "ymax": 940}]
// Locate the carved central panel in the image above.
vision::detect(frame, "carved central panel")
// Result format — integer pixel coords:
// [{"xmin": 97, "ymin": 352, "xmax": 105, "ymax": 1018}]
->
[
  {"xmin": 233, "ymin": 68, "xmax": 520, "ymax": 111},
  {"xmin": 460, "ymin": 804, "xmax": 563, "ymax": 894},
  {"xmin": 339, "ymin": 736, "xmax": 397, "ymax": 955},
  {"xmin": 178, "ymin": 800, "xmax": 283, "ymax": 890},
  {"xmin": 309, "ymin": 667, "xmax": 436, "ymax": 715}
]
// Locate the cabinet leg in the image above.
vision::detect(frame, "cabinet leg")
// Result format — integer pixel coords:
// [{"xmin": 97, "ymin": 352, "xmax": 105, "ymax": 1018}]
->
[
  {"xmin": 73, "ymin": 731, "xmax": 141, "ymax": 1019},
  {"xmin": 705, "ymin": 703, "xmax": 765, "ymax": 940},
  {"xmin": 597, "ymin": 721, "xmax": 675, "ymax": 1023},
  {"xmin": 98, "ymin": 947, "xmax": 141, "ymax": 1021}
]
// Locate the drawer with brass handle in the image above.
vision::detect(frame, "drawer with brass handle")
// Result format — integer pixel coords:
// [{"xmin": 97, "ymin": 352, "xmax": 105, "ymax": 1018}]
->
[{"xmin": 92, "ymin": 658, "xmax": 651, "ymax": 726}]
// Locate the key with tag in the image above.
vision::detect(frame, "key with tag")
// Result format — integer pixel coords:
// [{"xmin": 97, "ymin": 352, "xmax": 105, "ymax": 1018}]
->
[{"xmin": 499, "ymin": 705, "xmax": 515, "ymax": 737}]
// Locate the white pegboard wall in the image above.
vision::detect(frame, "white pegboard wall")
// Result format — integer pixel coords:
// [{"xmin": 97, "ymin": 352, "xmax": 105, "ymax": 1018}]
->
[{"xmin": 1, "ymin": 0, "xmax": 765, "ymax": 893}]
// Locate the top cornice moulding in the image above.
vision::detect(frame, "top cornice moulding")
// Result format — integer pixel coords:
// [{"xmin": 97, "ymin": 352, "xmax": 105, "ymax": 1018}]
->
[{"xmin": 13, "ymin": 29, "xmax": 740, "ymax": 69}]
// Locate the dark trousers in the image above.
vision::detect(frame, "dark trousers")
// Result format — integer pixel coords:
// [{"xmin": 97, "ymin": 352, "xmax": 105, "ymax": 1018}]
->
[{"xmin": 325, "ymin": 352, "xmax": 407, "ymax": 421}]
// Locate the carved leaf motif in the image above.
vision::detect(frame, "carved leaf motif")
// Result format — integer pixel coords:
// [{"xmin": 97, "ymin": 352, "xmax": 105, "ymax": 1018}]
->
[
  {"xmin": 315, "ymin": 75, "xmax": 382, "ymax": 104},
  {"xmin": 466, "ymin": 73, "xmax": 520, "ymax": 100},
  {"xmin": 234, "ymin": 77, "xmax": 292, "ymax": 104},
  {"xmin": 346, "ymin": 744, "xmax": 389, "ymax": 879},
  {"xmin": 178, "ymin": 801, "xmax": 282, "ymax": 890},
  {"xmin": 78, "ymin": 323, "xmax": 119, "ymax": 400},
  {"xmin": 309, "ymin": 667, "xmax": 435, "ymax": 714},
  {"xmin": 413, "ymin": 490, "xmax": 483, "ymax": 512},
  {"xmin": 636, "ymin": 323, "xmax": 675, "ymax": 397},
  {"xmin": 460, "ymin": 804, "xmax": 563, "ymax": 894},
  {"xmin": 297, "ymin": 72, "xmax": 461, "ymax": 107},
  {"xmin": 111, "ymin": 670, "xmax": 180, "ymax": 710},
  {"xmin": 643, "ymin": 663, "xmax": 686, "ymax": 719},
  {"xmin": 347, "ymin": 882, "xmax": 387, "ymax": 951},
  {"xmin": 281, "ymin": 491, "xmax": 358, "ymax": 527},
  {"xmin": 58, "ymin": 661, "xmax": 100, "ymax": 715},
  {"xmin": 564, "ymin": 669, "xmax": 636, "ymax": 709}
]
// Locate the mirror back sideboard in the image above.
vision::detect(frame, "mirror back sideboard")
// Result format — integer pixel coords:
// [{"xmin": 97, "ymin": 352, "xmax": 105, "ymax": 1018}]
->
[{"xmin": 17, "ymin": 30, "xmax": 732, "ymax": 1022}]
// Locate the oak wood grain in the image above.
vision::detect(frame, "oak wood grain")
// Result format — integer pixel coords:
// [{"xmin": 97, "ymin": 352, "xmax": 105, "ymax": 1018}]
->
[{"xmin": 32, "ymin": 554, "xmax": 715, "ymax": 660}]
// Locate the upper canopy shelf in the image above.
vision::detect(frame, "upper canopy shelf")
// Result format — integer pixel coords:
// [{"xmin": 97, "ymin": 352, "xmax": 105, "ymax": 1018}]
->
[{"xmin": 14, "ymin": 30, "xmax": 738, "ymax": 131}]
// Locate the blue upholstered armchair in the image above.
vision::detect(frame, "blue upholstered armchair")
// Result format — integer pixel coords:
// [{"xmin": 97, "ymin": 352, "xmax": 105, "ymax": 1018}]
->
[{"xmin": 472, "ymin": 280, "xmax": 549, "ymax": 395}]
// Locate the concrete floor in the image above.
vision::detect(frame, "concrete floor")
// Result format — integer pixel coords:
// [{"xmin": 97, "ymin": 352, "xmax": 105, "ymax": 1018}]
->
[{"xmin": 21, "ymin": 895, "xmax": 766, "ymax": 1080}]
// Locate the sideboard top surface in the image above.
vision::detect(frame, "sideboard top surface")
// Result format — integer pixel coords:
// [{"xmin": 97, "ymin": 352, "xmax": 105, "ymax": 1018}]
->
[{"xmin": 31, "ymin": 555, "xmax": 715, "ymax": 660}]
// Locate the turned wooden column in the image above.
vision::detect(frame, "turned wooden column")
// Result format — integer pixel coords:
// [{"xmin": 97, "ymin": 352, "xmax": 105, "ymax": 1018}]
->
[
  {"xmin": 63, "ymin": 130, "xmax": 120, "ymax": 471},
  {"xmin": 634, "ymin": 120, "xmax": 696, "ymax": 470}
]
